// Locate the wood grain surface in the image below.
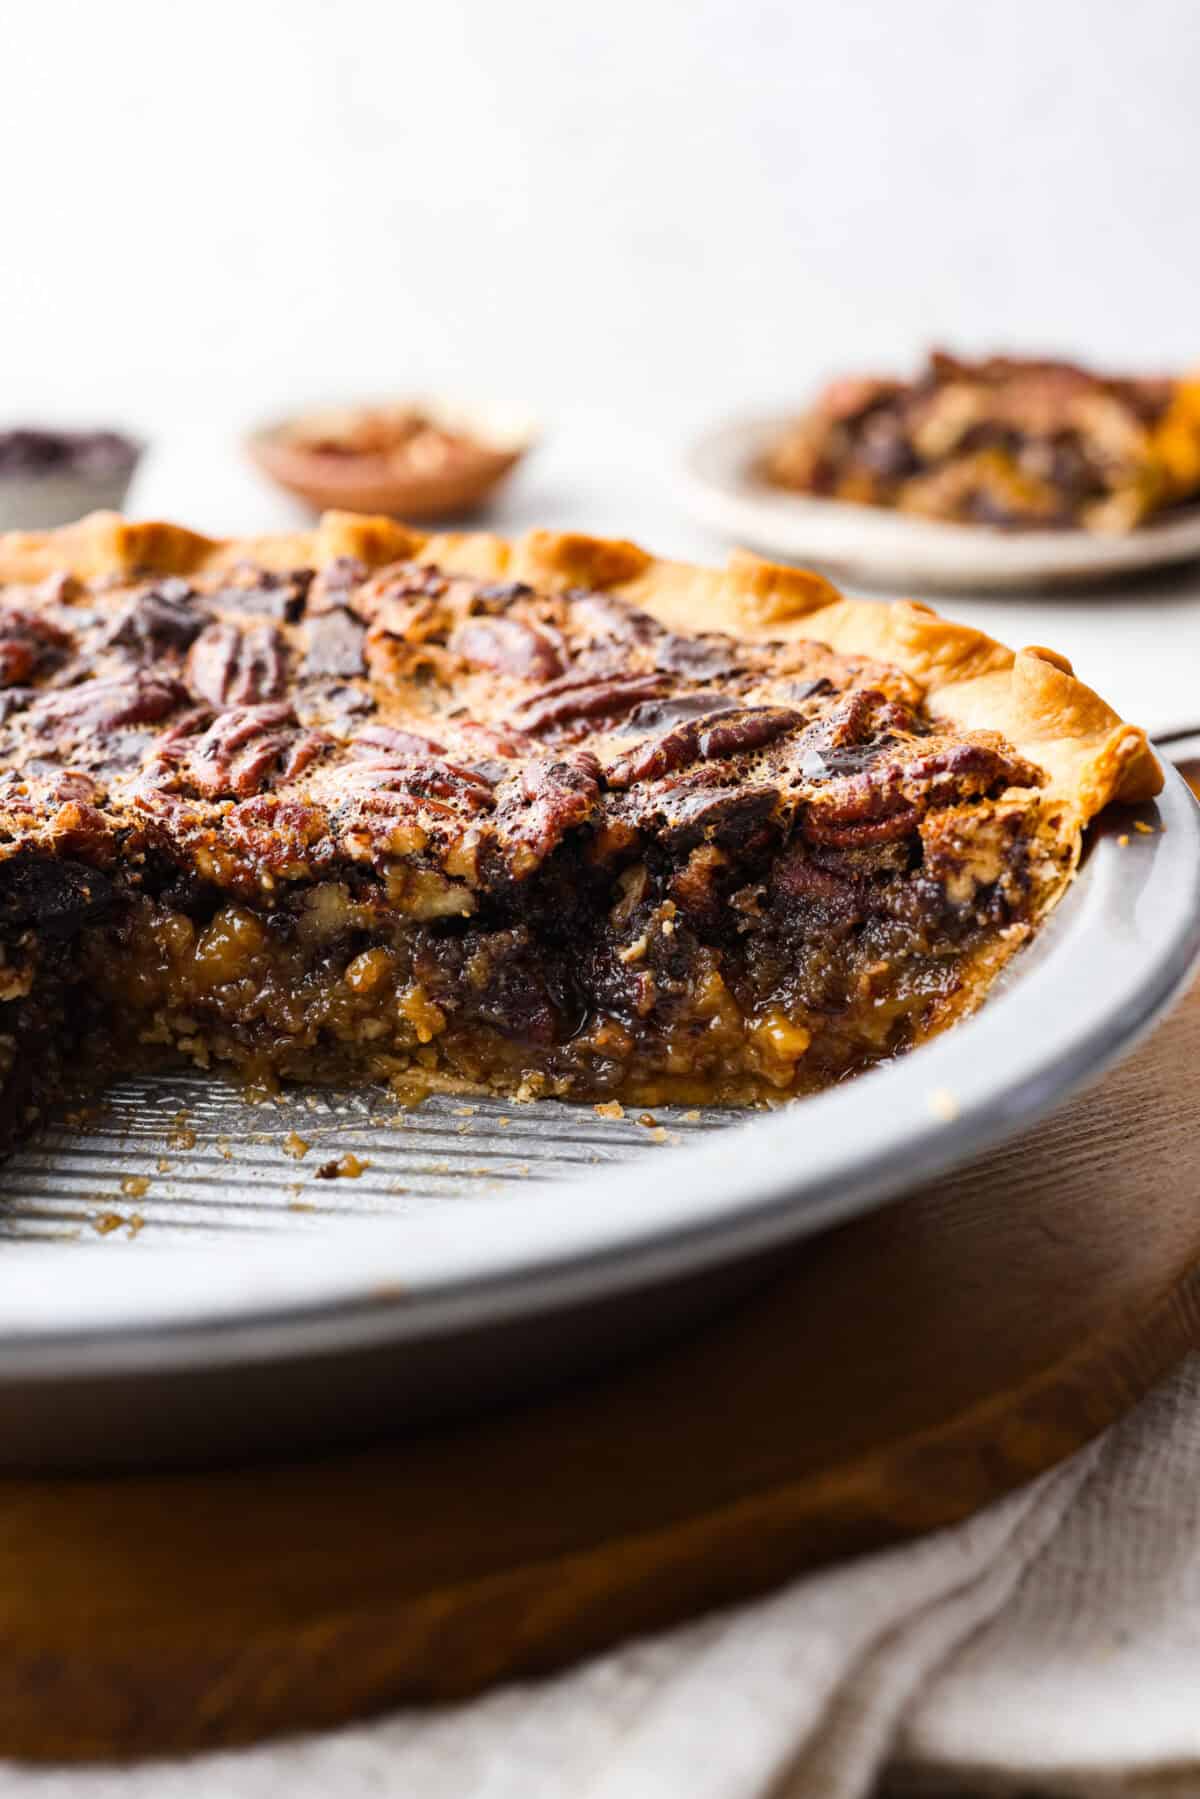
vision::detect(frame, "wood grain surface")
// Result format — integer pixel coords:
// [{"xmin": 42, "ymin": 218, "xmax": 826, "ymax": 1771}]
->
[{"xmin": 2, "ymin": 773, "xmax": 1198, "ymax": 1763}]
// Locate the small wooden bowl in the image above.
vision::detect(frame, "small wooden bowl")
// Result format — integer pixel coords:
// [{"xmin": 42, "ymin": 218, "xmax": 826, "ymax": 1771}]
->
[{"xmin": 247, "ymin": 399, "xmax": 536, "ymax": 522}]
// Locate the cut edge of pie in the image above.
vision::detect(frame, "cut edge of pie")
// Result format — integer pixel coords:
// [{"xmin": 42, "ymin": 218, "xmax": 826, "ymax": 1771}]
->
[{"xmin": 0, "ymin": 510, "xmax": 1163, "ymax": 1137}]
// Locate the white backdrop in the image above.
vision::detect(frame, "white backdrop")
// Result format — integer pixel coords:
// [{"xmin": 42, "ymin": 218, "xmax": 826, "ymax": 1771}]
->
[{"xmin": 2, "ymin": 0, "xmax": 1199, "ymax": 730}]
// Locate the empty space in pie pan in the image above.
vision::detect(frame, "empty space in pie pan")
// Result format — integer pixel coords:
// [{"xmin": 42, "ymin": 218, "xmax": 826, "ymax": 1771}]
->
[{"xmin": 0, "ymin": 767, "xmax": 1196, "ymax": 1469}]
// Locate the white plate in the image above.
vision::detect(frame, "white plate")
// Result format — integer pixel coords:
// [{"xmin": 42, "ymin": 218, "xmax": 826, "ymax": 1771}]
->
[
  {"xmin": 678, "ymin": 414, "xmax": 1200, "ymax": 592},
  {"xmin": 0, "ymin": 770, "xmax": 1196, "ymax": 1468}
]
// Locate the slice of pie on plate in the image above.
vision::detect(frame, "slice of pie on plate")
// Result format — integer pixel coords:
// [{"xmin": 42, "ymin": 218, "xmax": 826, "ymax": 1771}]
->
[
  {"xmin": 0, "ymin": 510, "xmax": 1160, "ymax": 1144},
  {"xmin": 760, "ymin": 350, "xmax": 1200, "ymax": 532}
]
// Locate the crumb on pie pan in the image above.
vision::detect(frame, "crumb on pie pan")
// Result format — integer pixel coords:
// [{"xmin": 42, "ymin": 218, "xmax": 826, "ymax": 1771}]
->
[{"xmin": 247, "ymin": 397, "xmax": 537, "ymax": 521}]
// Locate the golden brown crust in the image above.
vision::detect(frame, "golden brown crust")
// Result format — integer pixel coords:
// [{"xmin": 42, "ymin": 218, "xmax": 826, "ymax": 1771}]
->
[{"xmin": 0, "ymin": 509, "xmax": 1161, "ymax": 830}]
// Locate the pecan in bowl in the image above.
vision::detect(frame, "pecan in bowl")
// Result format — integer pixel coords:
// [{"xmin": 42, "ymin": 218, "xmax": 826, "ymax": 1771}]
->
[{"xmin": 247, "ymin": 399, "xmax": 536, "ymax": 522}]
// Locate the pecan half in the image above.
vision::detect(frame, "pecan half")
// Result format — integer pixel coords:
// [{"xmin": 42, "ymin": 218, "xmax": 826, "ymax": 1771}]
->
[
  {"xmin": 902, "ymin": 740, "xmax": 1043, "ymax": 798},
  {"xmin": 510, "ymin": 670, "xmax": 671, "ymax": 737},
  {"xmin": 186, "ymin": 620, "xmax": 288, "ymax": 708},
  {"xmin": 565, "ymin": 589, "xmax": 658, "ymax": 645},
  {"xmin": 331, "ymin": 754, "xmax": 495, "ymax": 814},
  {"xmin": 607, "ymin": 705, "xmax": 801, "ymax": 789},
  {"xmin": 159, "ymin": 701, "xmax": 325, "ymax": 799},
  {"xmin": 797, "ymin": 720, "xmax": 1041, "ymax": 847},
  {"xmin": 801, "ymin": 785, "xmax": 920, "ymax": 847},
  {"xmin": 0, "ymin": 609, "xmax": 72, "ymax": 686},
  {"xmin": 27, "ymin": 672, "xmax": 186, "ymax": 747},
  {"xmin": 448, "ymin": 616, "xmax": 564, "ymax": 681},
  {"xmin": 492, "ymin": 755, "xmax": 602, "ymax": 876},
  {"xmin": 350, "ymin": 723, "xmax": 446, "ymax": 758}
]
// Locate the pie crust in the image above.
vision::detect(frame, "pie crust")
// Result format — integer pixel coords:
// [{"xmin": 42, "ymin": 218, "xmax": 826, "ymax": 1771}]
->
[{"xmin": 0, "ymin": 510, "xmax": 1161, "ymax": 1136}]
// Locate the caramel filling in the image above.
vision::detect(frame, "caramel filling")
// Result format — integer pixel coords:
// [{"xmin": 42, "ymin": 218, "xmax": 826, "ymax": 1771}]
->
[{"xmin": 31, "ymin": 805, "xmax": 1049, "ymax": 1112}]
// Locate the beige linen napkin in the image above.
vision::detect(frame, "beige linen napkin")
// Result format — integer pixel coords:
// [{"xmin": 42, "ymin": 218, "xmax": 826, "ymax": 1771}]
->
[{"xmin": 7, "ymin": 1355, "xmax": 1200, "ymax": 1798}]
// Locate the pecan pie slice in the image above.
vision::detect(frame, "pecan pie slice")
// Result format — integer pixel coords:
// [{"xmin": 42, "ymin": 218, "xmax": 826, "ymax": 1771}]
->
[
  {"xmin": 0, "ymin": 510, "xmax": 1159, "ymax": 1142},
  {"xmin": 762, "ymin": 351, "xmax": 1200, "ymax": 531}
]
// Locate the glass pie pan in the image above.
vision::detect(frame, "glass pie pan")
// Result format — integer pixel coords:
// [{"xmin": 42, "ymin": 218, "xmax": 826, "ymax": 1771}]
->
[{"xmin": 0, "ymin": 766, "xmax": 1196, "ymax": 1469}]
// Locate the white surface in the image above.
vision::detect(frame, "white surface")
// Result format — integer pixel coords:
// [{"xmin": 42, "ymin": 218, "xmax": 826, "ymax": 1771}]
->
[
  {"xmin": 5, "ymin": 0, "xmax": 1200, "ymax": 432},
  {"xmin": 3, "ymin": 0, "xmax": 1198, "ymax": 739}
]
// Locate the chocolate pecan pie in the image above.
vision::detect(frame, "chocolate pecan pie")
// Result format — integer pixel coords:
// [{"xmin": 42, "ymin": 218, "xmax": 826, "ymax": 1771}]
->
[
  {"xmin": 0, "ymin": 510, "xmax": 1159, "ymax": 1145},
  {"xmin": 762, "ymin": 351, "xmax": 1200, "ymax": 531}
]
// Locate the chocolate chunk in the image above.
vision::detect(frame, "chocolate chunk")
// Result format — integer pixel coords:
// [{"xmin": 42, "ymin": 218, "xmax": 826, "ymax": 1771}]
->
[
  {"xmin": 209, "ymin": 569, "xmax": 313, "ymax": 623},
  {"xmin": 324, "ymin": 556, "xmax": 366, "ymax": 589},
  {"xmin": 307, "ymin": 558, "xmax": 368, "ymax": 614},
  {"xmin": 91, "ymin": 729, "xmax": 158, "ymax": 773},
  {"xmin": 0, "ymin": 688, "xmax": 32, "ymax": 726},
  {"xmin": 653, "ymin": 634, "xmax": 741, "ymax": 680},
  {"xmin": 658, "ymin": 782, "xmax": 781, "ymax": 855},
  {"xmin": 0, "ymin": 855, "xmax": 114, "ymax": 939},
  {"xmin": 799, "ymin": 740, "xmax": 887, "ymax": 780},
  {"xmin": 302, "ymin": 611, "xmax": 367, "ymax": 679},
  {"xmin": 857, "ymin": 413, "xmax": 920, "ymax": 480},
  {"xmin": 784, "ymin": 677, "xmax": 835, "ymax": 703},
  {"xmin": 615, "ymin": 693, "xmax": 740, "ymax": 735},
  {"xmin": 105, "ymin": 582, "xmax": 209, "ymax": 657}
]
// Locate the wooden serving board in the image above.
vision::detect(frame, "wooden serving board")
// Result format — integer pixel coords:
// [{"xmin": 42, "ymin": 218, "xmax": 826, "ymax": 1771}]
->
[{"xmin": 2, "ymin": 787, "xmax": 1199, "ymax": 1762}]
